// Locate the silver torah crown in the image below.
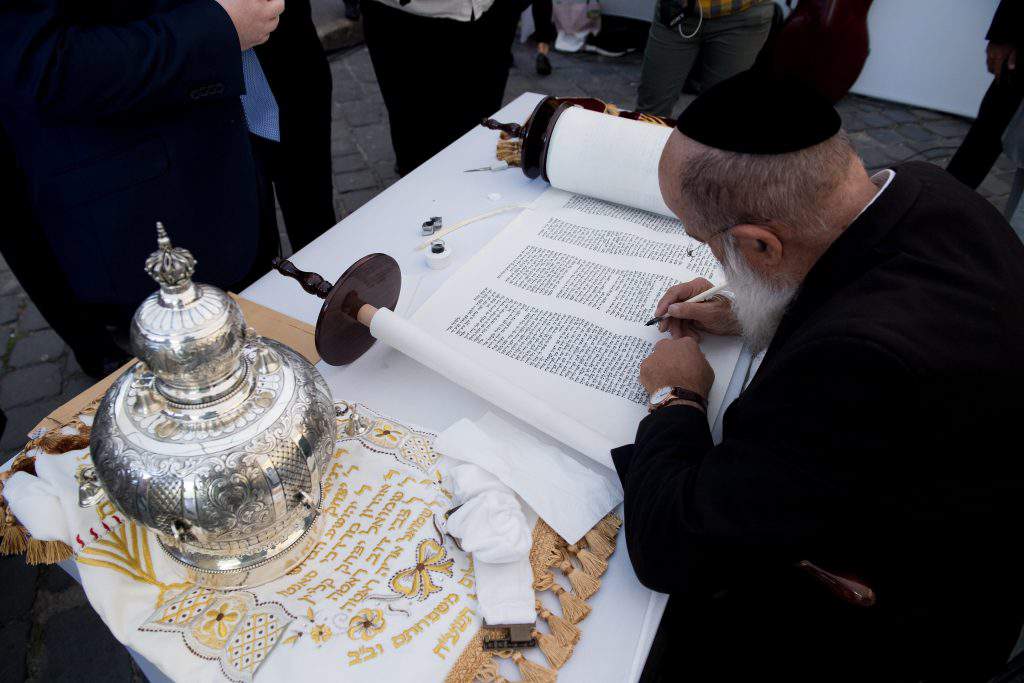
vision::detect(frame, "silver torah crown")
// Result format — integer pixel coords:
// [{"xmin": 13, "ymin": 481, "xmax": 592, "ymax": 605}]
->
[{"xmin": 88, "ymin": 223, "xmax": 335, "ymax": 588}]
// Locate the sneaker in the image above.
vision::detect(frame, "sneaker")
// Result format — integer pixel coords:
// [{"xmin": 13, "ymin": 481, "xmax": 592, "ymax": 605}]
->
[
  {"xmin": 582, "ymin": 32, "xmax": 633, "ymax": 58},
  {"xmin": 536, "ymin": 52, "xmax": 552, "ymax": 76},
  {"xmin": 554, "ymin": 31, "xmax": 587, "ymax": 53}
]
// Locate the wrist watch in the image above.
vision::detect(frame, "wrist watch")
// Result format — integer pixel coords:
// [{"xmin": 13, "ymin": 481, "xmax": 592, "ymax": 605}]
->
[{"xmin": 648, "ymin": 386, "xmax": 708, "ymax": 413}]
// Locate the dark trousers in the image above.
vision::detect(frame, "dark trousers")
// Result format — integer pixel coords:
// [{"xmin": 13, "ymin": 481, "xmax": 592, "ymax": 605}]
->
[
  {"xmin": 248, "ymin": 134, "xmax": 336, "ymax": 254},
  {"xmin": 361, "ymin": 0, "xmax": 520, "ymax": 176},
  {"xmin": 531, "ymin": 0, "xmax": 557, "ymax": 44},
  {"xmin": 948, "ymin": 68, "xmax": 1024, "ymax": 190}
]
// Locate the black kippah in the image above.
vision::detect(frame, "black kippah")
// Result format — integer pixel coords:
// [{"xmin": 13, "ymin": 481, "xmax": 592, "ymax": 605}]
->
[{"xmin": 675, "ymin": 69, "xmax": 841, "ymax": 155}]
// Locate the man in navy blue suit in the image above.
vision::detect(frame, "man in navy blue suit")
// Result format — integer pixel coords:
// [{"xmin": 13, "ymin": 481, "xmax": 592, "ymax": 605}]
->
[{"xmin": 0, "ymin": 0, "xmax": 334, "ymax": 377}]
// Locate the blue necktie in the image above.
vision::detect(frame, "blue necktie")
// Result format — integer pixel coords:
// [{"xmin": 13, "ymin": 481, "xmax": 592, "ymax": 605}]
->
[{"xmin": 240, "ymin": 49, "xmax": 280, "ymax": 142}]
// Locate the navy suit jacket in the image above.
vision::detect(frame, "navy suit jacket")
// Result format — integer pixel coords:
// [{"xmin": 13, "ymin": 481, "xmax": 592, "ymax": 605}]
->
[{"xmin": 0, "ymin": 0, "xmax": 260, "ymax": 307}]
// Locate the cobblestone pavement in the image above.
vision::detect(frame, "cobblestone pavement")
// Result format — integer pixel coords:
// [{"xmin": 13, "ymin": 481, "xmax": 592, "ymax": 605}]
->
[{"xmin": 0, "ymin": 38, "xmax": 1015, "ymax": 683}]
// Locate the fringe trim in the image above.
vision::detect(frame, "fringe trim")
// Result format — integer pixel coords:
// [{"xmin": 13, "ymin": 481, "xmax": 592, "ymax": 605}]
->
[
  {"xmin": 551, "ymin": 584, "xmax": 590, "ymax": 624},
  {"xmin": 496, "ymin": 139, "xmax": 523, "ymax": 167},
  {"xmin": 557, "ymin": 560, "xmax": 599, "ymax": 600},
  {"xmin": 536, "ymin": 601, "xmax": 580, "ymax": 647},
  {"xmin": 582, "ymin": 529, "xmax": 614, "ymax": 561},
  {"xmin": 533, "ymin": 629, "xmax": 571, "ymax": 669},
  {"xmin": 566, "ymin": 544, "xmax": 608, "ymax": 578},
  {"xmin": 26, "ymin": 538, "xmax": 74, "ymax": 565},
  {"xmin": 25, "ymin": 419, "xmax": 91, "ymax": 455},
  {"xmin": 0, "ymin": 454, "xmax": 74, "ymax": 564},
  {"xmin": 444, "ymin": 630, "xmax": 492, "ymax": 683},
  {"xmin": 445, "ymin": 512, "xmax": 622, "ymax": 680},
  {"xmin": 511, "ymin": 651, "xmax": 556, "ymax": 683}
]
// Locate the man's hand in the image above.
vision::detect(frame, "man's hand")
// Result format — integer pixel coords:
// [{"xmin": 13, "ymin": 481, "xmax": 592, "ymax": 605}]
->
[
  {"xmin": 987, "ymin": 41, "xmax": 1017, "ymax": 82},
  {"xmin": 216, "ymin": 0, "xmax": 284, "ymax": 50},
  {"xmin": 639, "ymin": 336, "xmax": 714, "ymax": 398},
  {"xmin": 654, "ymin": 277, "xmax": 740, "ymax": 339}
]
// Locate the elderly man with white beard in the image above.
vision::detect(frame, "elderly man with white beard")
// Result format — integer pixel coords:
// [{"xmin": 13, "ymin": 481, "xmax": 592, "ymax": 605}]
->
[{"xmin": 611, "ymin": 71, "xmax": 1024, "ymax": 683}]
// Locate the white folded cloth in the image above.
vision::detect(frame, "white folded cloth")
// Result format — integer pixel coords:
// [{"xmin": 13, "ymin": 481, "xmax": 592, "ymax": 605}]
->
[
  {"xmin": 4, "ymin": 470, "xmax": 69, "ymax": 542},
  {"xmin": 444, "ymin": 463, "xmax": 535, "ymax": 626},
  {"xmin": 436, "ymin": 413, "xmax": 623, "ymax": 544},
  {"xmin": 447, "ymin": 489, "xmax": 531, "ymax": 564}
]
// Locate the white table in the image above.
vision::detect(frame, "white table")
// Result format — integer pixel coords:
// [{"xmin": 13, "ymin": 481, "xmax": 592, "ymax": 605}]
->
[{"xmin": 65, "ymin": 92, "xmax": 752, "ymax": 682}]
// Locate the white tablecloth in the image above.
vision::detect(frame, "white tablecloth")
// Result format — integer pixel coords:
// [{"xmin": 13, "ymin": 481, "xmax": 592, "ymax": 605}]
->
[{"xmin": 39, "ymin": 92, "xmax": 750, "ymax": 682}]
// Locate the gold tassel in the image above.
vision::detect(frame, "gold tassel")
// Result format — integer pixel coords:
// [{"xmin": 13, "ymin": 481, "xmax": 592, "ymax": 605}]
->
[
  {"xmin": 24, "ymin": 537, "xmax": 73, "ymax": 565},
  {"xmin": 558, "ymin": 560, "xmax": 599, "ymax": 600},
  {"xmin": 567, "ymin": 545, "xmax": 608, "ymax": 578},
  {"xmin": 475, "ymin": 657, "xmax": 505, "ymax": 683},
  {"xmin": 46, "ymin": 540, "xmax": 73, "ymax": 564},
  {"xmin": 551, "ymin": 584, "xmax": 590, "ymax": 624},
  {"xmin": 584, "ymin": 529, "xmax": 614, "ymax": 561},
  {"xmin": 26, "ymin": 422, "xmax": 91, "ymax": 455},
  {"xmin": 533, "ymin": 569, "xmax": 555, "ymax": 592},
  {"xmin": 1, "ymin": 523, "xmax": 27, "ymax": 555},
  {"xmin": 595, "ymin": 514, "xmax": 621, "ymax": 540},
  {"xmin": 536, "ymin": 602, "xmax": 580, "ymax": 647},
  {"xmin": 25, "ymin": 537, "xmax": 48, "ymax": 564},
  {"xmin": 511, "ymin": 652, "xmax": 556, "ymax": 683},
  {"xmin": 496, "ymin": 139, "xmax": 523, "ymax": 167},
  {"xmin": 533, "ymin": 629, "xmax": 571, "ymax": 669}
]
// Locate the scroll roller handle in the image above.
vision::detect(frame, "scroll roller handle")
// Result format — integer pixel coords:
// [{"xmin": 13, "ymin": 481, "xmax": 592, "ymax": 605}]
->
[{"xmin": 271, "ymin": 257, "xmax": 334, "ymax": 299}]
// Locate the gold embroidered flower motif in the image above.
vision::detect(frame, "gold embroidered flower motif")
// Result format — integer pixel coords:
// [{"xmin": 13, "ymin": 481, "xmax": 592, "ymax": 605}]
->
[
  {"xmin": 347, "ymin": 608, "xmax": 386, "ymax": 641},
  {"xmin": 388, "ymin": 539, "xmax": 454, "ymax": 600},
  {"xmin": 369, "ymin": 422, "xmax": 404, "ymax": 448},
  {"xmin": 202, "ymin": 603, "xmax": 241, "ymax": 640},
  {"xmin": 310, "ymin": 623, "xmax": 332, "ymax": 644}
]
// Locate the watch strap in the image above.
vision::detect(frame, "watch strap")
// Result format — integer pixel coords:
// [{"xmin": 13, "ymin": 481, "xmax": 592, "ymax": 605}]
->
[{"xmin": 650, "ymin": 387, "xmax": 708, "ymax": 413}]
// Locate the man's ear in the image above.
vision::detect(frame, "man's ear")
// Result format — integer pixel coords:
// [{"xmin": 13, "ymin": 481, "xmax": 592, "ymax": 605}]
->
[{"xmin": 727, "ymin": 224, "xmax": 783, "ymax": 270}]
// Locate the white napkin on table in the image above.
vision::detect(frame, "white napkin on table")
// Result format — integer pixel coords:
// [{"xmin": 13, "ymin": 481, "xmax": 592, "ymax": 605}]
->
[
  {"xmin": 436, "ymin": 413, "xmax": 623, "ymax": 544},
  {"xmin": 444, "ymin": 463, "xmax": 535, "ymax": 626}
]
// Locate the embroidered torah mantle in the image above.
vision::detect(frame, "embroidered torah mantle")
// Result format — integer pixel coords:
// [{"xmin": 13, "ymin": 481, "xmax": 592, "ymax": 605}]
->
[{"xmin": 15, "ymin": 404, "xmax": 483, "ymax": 682}]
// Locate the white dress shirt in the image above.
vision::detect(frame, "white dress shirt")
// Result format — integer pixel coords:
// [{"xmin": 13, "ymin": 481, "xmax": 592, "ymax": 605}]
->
[{"xmin": 366, "ymin": 0, "xmax": 496, "ymax": 21}]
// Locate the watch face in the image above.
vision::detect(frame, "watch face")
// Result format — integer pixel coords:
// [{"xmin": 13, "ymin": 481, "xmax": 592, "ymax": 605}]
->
[{"xmin": 650, "ymin": 387, "xmax": 673, "ymax": 405}]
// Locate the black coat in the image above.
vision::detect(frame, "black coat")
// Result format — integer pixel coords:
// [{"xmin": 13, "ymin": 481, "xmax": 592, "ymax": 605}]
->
[
  {"xmin": 0, "ymin": 0, "xmax": 329, "ymax": 308},
  {"xmin": 612, "ymin": 162, "xmax": 1024, "ymax": 682},
  {"xmin": 988, "ymin": 0, "xmax": 1023, "ymax": 47}
]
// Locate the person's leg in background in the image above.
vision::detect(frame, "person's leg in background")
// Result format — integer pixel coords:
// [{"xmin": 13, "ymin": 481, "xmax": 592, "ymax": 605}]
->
[
  {"xmin": 948, "ymin": 68, "xmax": 1024, "ymax": 190},
  {"xmin": 693, "ymin": 1, "xmax": 773, "ymax": 90},
  {"xmin": 460, "ymin": 0, "xmax": 521, "ymax": 129},
  {"xmin": 271, "ymin": 12, "xmax": 336, "ymax": 252},
  {"xmin": 362, "ymin": 2, "xmax": 450, "ymax": 175},
  {"xmin": 636, "ymin": 8, "xmax": 704, "ymax": 117},
  {"xmin": 532, "ymin": 0, "xmax": 557, "ymax": 75},
  {"xmin": 364, "ymin": 0, "xmax": 518, "ymax": 175}
]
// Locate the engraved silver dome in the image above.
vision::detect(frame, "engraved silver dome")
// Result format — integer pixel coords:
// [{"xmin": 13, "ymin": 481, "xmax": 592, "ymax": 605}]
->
[{"xmin": 89, "ymin": 225, "xmax": 335, "ymax": 588}]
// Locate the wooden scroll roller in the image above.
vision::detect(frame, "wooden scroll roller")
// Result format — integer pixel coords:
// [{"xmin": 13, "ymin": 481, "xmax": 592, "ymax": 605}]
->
[
  {"xmin": 271, "ymin": 254, "xmax": 401, "ymax": 366},
  {"xmin": 480, "ymin": 96, "xmax": 674, "ymax": 182},
  {"xmin": 481, "ymin": 96, "xmax": 680, "ymax": 219}
]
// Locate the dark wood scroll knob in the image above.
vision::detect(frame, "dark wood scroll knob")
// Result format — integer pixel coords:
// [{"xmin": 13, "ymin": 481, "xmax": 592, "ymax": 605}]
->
[
  {"xmin": 480, "ymin": 118, "xmax": 524, "ymax": 138},
  {"xmin": 271, "ymin": 257, "xmax": 334, "ymax": 299},
  {"xmin": 797, "ymin": 560, "xmax": 877, "ymax": 608}
]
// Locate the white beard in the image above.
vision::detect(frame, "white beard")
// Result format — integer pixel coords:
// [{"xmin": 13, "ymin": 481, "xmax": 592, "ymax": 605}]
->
[{"xmin": 721, "ymin": 242, "xmax": 798, "ymax": 354}]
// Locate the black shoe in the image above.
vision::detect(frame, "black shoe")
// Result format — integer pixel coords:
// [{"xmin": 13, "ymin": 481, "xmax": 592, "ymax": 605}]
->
[{"xmin": 536, "ymin": 52, "xmax": 552, "ymax": 76}]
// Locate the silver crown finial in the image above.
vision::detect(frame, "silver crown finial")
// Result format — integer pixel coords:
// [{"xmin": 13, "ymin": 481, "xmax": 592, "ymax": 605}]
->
[{"xmin": 145, "ymin": 222, "xmax": 196, "ymax": 289}]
